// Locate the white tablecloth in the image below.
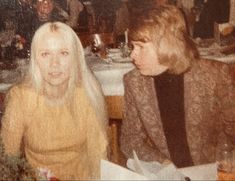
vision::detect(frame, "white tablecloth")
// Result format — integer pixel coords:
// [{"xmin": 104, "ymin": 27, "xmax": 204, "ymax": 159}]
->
[
  {"xmin": 199, "ymin": 48, "xmax": 235, "ymax": 64},
  {"xmin": 87, "ymin": 55, "xmax": 135, "ymax": 96}
]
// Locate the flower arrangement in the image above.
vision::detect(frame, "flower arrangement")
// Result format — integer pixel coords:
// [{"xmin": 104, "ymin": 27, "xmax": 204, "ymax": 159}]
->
[
  {"xmin": 11, "ymin": 34, "xmax": 29, "ymax": 59},
  {"xmin": 13, "ymin": 34, "xmax": 27, "ymax": 51},
  {"xmin": 38, "ymin": 167, "xmax": 59, "ymax": 181},
  {"xmin": 0, "ymin": 137, "xmax": 36, "ymax": 181},
  {"xmin": 0, "ymin": 136, "xmax": 59, "ymax": 181}
]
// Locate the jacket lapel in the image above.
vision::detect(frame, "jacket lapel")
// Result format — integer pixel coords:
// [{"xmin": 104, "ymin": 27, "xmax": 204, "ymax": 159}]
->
[{"xmin": 135, "ymin": 74, "xmax": 170, "ymax": 158}]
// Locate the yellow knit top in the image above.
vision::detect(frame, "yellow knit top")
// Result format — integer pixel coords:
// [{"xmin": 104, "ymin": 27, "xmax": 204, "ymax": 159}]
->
[{"xmin": 1, "ymin": 84, "xmax": 108, "ymax": 180}]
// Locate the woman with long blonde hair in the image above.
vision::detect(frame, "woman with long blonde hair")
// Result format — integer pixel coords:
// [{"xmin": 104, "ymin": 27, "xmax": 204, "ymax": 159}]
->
[{"xmin": 1, "ymin": 22, "xmax": 108, "ymax": 180}]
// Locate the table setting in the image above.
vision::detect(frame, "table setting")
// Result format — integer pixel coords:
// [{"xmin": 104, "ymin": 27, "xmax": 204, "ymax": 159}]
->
[
  {"xmin": 195, "ymin": 38, "xmax": 235, "ymax": 64},
  {"xmin": 85, "ymin": 46, "xmax": 135, "ymax": 96},
  {"xmin": 0, "ymin": 58, "xmax": 28, "ymax": 93}
]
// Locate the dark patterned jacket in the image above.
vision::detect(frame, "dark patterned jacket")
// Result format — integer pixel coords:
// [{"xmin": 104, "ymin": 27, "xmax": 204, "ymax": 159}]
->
[{"xmin": 120, "ymin": 58, "xmax": 235, "ymax": 166}]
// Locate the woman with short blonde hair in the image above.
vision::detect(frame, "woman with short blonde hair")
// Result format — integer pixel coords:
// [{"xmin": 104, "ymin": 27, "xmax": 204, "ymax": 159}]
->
[
  {"xmin": 121, "ymin": 5, "xmax": 235, "ymax": 168},
  {"xmin": 129, "ymin": 5, "xmax": 199, "ymax": 74}
]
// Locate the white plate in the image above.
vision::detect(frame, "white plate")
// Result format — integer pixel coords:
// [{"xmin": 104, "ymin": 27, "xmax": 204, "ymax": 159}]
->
[
  {"xmin": 107, "ymin": 53, "xmax": 123, "ymax": 58},
  {"xmin": 112, "ymin": 57, "xmax": 133, "ymax": 63}
]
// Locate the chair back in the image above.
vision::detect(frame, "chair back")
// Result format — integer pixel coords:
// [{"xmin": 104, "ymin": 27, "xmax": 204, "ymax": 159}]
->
[{"xmin": 78, "ymin": 32, "xmax": 116, "ymax": 48}]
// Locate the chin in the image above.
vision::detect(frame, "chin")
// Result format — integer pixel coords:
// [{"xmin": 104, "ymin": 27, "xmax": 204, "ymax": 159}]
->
[
  {"xmin": 45, "ymin": 78, "xmax": 69, "ymax": 87},
  {"xmin": 139, "ymin": 71, "xmax": 152, "ymax": 76},
  {"xmin": 139, "ymin": 69, "xmax": 158, "ymax": 76}
]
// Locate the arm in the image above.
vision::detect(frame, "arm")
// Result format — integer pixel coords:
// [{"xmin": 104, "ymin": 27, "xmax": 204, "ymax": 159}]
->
[
  {"xmin": 216, "ymin": 64, "xmax": 235, "ymax": 142},
  {"xmin": 1, "ymin": 87, "xmax": 25, "ymax": 155},
  {"xmin": 120, "ymin": 76, "xmax": 168, "ymax": 163}
]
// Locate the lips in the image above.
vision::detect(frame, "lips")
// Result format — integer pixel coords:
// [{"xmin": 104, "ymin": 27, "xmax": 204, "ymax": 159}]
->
[{"xmin": 48, "ymin": 72, "xmax": 62, "ymax": 77}]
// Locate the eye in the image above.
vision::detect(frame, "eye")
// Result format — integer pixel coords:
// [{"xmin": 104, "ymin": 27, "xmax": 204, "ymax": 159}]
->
[
  {"xmin": 61, "ymin": 50, "xmax": 69, "ymax": 56},
  {"xmin": 41, "ymin": 51, "xmax": 50, "ymax": 57},
  {"xmin": 129, "ymin": 44, "xmax": 134, "ymax": 51}
]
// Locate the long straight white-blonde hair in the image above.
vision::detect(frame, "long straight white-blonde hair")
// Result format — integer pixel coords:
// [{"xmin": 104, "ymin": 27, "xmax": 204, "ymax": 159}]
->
[{"xmin": 28, "ymin": 22, "xmax": 108, "ymax": 128}]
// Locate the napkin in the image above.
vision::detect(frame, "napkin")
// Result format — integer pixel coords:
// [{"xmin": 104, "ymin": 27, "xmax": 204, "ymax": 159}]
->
[{"xmin": 127, "ymin": 151, "xmax": 186, "ymax": 180}]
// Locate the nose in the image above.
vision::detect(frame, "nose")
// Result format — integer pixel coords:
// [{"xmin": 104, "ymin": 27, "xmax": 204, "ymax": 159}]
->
[
  {"xmin": 130, "ymin": 49, "xmax": 136, "ymax": 60},
  {"xmin": 50, "ymin": 54, "xmax": 60, "ymax": 67},
  {"xmin": 130, "ymin": 49, "xmax": 139, "ymax": 64}
]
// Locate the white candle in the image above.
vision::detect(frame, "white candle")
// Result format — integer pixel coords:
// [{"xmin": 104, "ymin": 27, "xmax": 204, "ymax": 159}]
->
[{"xmin": 124, "ymin": 30, "xmax": 128, "ymax": 44}]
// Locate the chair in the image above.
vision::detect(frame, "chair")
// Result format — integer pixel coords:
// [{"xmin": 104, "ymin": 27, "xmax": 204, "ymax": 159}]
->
[
  {"xmin": 0, "ymin": 93, "xmax": 5, "ymax": 126},
  {"xmin": 105, "ymin": 96, "xmax": 124, "ymax": 164},
  {"xmin": 77, "ymin": 32, "xmax": 116, "ymax": 48}
]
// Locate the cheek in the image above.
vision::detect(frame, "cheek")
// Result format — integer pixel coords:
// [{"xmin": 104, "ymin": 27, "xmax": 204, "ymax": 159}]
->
[
  {"xmin": 149, "ymin": 48, "xmax": 158, "ymax": 59},
  {"xmin": 61, "ymin": 60, "xmax": 73, "ymax": 75},
  {"xmin": 37, "ymin": 60, "xmax": 49, "ymax": 73}
]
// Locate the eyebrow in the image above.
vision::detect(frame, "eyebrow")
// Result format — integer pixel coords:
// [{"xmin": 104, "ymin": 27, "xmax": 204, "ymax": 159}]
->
[{"xmin": 37, "ymin": 48, "xmax": 69, "ymax": 51}]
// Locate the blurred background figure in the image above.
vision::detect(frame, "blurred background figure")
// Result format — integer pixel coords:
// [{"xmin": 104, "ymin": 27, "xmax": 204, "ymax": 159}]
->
[
  {"xmin": 54, "ymin": 0, "xmax": 84, "ymax": 30},
  {"xmin": 15, "ymin": 0, "xmax": 69, "ymax": 55},
  {"xmin": 113, "ymin": 0, "xmax": 130, "ymax": 43},
  {"xmin": 192, "ymin": 0, "xmax": 230, "ymax": 39},
  {"xmin": 92, "ymin": 0, "xmax": 121, "ymax": 33},
  {"xmin": 34, "ymin": 0, "xmax": 67, "ymax": 29},
  {"xmin": 36, "ymin": 0, "xmax": 54, "ymax": 22},
  {"xmin": 65, "ymin": 0, "xmax": 84, "ymax": 29}
]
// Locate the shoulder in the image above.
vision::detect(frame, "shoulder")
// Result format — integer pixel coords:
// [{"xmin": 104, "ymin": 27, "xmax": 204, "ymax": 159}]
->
[
  {"xmin": 123, "ymin": 69, "xmax": 155, "ymax": 99},
  {"xmin": 124, "ymin": 68, "xmax": 153, "ymax": 86},
  {"xmin": 187, "ymin": 59, "xmax": 234, "ymax": 85},
  {"xmin": 189, "ymin": 59, "xmax": 231, "ymax": 76},
  {"xmin": 196, "ymin": 58, "xmax": 230, "ymax": 71},
  {"xmin": 5, "ymin": 83, "xmax": 36, "ymax": 105},
  {"xmin": 7, "ymin": 84, "xmax": 29, "ymax": 98},
  {"xmin": 74, "ymin": 86, "xmax": 91, "ymax": 105},
  {"xmin": 124, "ymin": 68, "xmax": 142, "ymax": 82}
]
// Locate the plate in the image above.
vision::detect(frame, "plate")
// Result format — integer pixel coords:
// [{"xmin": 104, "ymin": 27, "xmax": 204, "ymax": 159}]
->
[{"xmin": 107, "ymin": 48, "xmax": 121, "ymax": 53}]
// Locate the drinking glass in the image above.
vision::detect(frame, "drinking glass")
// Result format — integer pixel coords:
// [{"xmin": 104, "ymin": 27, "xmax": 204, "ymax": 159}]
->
[
  {"xmin": 216, "ymin": 143, "xmax": 235, "ymax": 180},
  {"xmin": 118, "ymin": 42, "xmax": 131, "ymax": 58}
]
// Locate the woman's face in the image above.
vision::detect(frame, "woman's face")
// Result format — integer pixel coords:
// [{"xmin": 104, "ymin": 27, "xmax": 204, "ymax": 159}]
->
[
  {"xmin": 36, "ymin": 32, "xmax": 72, "ymax": 87},
  {"xmin": 130, "ymin": 40, "xmax": 168, "ymax": 76}
]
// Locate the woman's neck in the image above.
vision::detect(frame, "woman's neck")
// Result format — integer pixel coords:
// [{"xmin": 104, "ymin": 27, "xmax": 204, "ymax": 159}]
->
[{"xmin": 43, "ymin": 81, "xmax": 69, "ymax": 102}]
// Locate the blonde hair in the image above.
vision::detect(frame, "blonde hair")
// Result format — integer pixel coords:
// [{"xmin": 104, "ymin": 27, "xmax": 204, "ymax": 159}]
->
[
  {"xmin": 129, "ymin": 5, "xmax": 199, "ymax": 74},
  {"xmin": 28, "ymin": 22, "xmax": 108, "ymax": 127}
]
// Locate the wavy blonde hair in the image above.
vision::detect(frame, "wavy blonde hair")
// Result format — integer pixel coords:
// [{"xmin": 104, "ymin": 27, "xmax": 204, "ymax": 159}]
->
[
  {"xmin": 28, "ymin": 22, "xmax": 108, "ymax": 127},
  {"xmin": 129, "ymin": 5, "xmax": 199, "ymax": 74}
]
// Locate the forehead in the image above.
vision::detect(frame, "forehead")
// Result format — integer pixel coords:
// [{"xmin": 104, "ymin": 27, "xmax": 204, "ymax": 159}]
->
[
  {"xmin": 131, "ymin": 40, "xmax": 155, "ymax": 47},
  {"xmin": 37, "ymin": 31, "xmax": 71, "ymax": 49},
  {"xmin": 130, "ymin": 27, "xmax": 152, "ymax": 43}
]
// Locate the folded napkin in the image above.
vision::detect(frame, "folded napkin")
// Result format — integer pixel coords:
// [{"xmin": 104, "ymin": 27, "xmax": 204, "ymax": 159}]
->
[{"xmin": 127, "ymin": 151, "xmax": 186, "ymax": 180}]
